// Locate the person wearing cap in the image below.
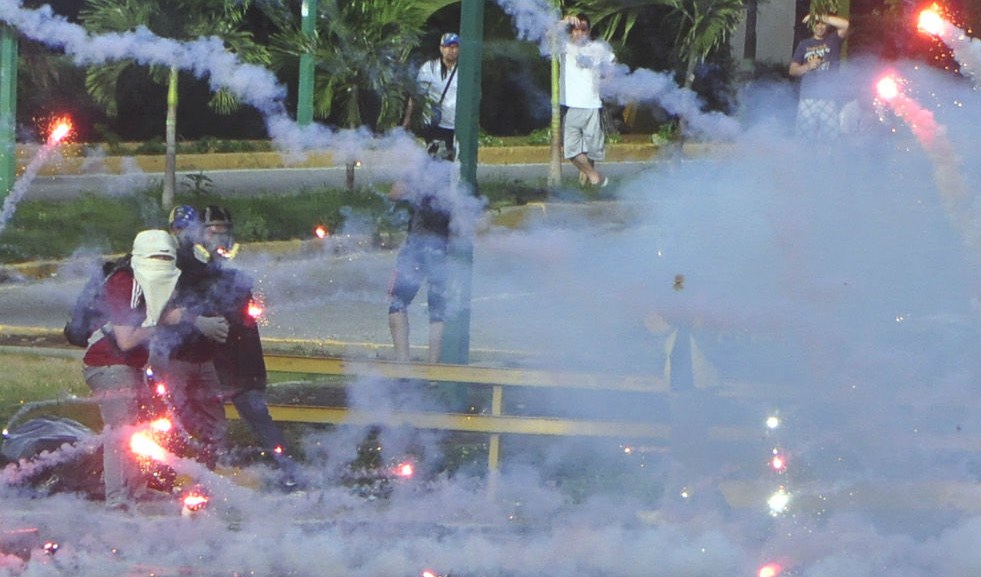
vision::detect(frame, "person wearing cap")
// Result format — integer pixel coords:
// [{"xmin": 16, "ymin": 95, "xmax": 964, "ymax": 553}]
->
[
  {"xmin": 82, "ymin": 229, "xmax": 184, "ymax": 511},
  {"xmin": 402, "ymin": 32, "xmax": 460, "ymax": 161},
  {"xmin": 558, "ymin": 14, "xmax": 615, "ymax": 187}
]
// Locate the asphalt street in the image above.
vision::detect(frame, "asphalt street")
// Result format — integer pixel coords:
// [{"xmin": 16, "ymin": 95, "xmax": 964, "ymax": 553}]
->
[{"xmin": 24, "ymin": 161, "xmax": 655, "ymax": 200}]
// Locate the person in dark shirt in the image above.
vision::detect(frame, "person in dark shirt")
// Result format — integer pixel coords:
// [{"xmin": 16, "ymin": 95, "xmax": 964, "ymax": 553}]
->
[
  {"xmin": 789, "ymin": 13, "xmax": 850, "ymax": 138},
  {"xmin": 387, "ymin": 176, "xmax": 452, "ymax": 363}
]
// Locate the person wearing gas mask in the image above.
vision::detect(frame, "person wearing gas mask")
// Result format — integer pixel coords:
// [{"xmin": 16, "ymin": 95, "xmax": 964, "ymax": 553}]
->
[
  {"xmin": 149, "ymin": 205, "xmax": 232, "ymax": 465},
  {"xmin": 174, "ymin": 205, "xmax": 298, "ymax": 487}
]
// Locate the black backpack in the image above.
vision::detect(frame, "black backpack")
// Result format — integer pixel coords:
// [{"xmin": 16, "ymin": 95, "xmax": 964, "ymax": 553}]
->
[{"xmin": 63, "ymin": 255, "xmax": 132, "ymax": 347}]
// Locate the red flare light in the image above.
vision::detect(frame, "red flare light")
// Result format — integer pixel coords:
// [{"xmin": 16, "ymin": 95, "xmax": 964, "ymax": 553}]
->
[
  {"xmin": 770, "ymin": 448, "xmax": 787, "ymax": 472},
  {"xmin": 182, "ymin": 492, "xmax": 209, "ymax": 512},
  {"xmin": 917, "ymin": 4, "xmax": 947, "ymax": 36},
  {"xmin": 314, "ymin": 224, "xmax": 329, "ymax": 240},
  {"xmin": 759, "ymin": 562, "xmax": 782, "ymax": 577},
  {"xmin": 876, "ymin": 75, "xmax": 901, "ymax": 101},
  {"xmin": 46, "ymin": 116, "xmax": 72, "ymax": 145},
  {"xmin": 149, "ymin": 418, "xmax": 173, "ymax": 433},
  {"xmin": 422, "ymin": 571, "xmax": 439, "ymax": 577},
  {"xmin": 130, "ymin": 431, "xmax": 167, "ymax": 462},
  {"xmin": 273, "ymin": 445, "xmax": 285, "ymax": 455},
  {"xmin": 394, "ymin": 461, "xmax": 415, "ymax": 478},
  {"xmin": 247, "ymin": 298, "xmax": 264, "ymax": 320},
  {"xmin": 155, "ymin": 382, "xmax": 168, "ymax": 396}
]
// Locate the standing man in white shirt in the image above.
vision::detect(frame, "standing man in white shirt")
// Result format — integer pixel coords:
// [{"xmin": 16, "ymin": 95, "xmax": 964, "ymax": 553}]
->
[
  {"xmin": 403, "ymin": 32, "xmax": 460, "ymax": 161},
  {"xmin": 559, "ymin": 14, "xmax": 615, "ymax": 187}
]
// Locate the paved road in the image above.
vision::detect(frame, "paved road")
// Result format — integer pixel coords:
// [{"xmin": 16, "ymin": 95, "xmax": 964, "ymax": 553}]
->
[
  {"xmin": 25, "ymin": 161, "xmax": 656, "ymax": 200},
  {"xmin": 0, "ymin": 201, "xmax": 665, "ymax": 369}
]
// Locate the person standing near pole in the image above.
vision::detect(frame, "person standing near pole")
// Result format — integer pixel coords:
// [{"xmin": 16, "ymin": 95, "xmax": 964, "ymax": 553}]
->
[
  {"xmin": 558, "ymin": 14, "xmax": 615, "ymax": 188},
  {"xmin": 403, "ymin": 32, "xmax": 460, "ymax": 161}
]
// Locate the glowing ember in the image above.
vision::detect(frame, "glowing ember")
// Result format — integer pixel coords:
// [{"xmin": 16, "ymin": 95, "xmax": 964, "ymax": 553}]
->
[
  {"xmin": 155, "ymin": 382, "xmax": 167, "ymax": 396},
  {"xmin": 149, "ymin": 418, "xmax": 172, "ymax": 433},
  {"xmin": 314, "ymin": 224, "xmax": 329, "ymax": 239},
  {"xmin": 46, "ymin": 116, "xmax": 72, "ymax": 145},
  {"xmin": 876, "ymin": 75, "xmax": 901, "ymax": 101},
  {"xmin": 130, "ymin": 431, "xmax": 168, "ymax": 461},
  {"xmin": 247, "ymin": 298, "xmax": 264, "ymax": 319},
  {"xmin": 768, "ymin": 487, "xmax": 791, "ymax": 516},
  {"xmin": 395, "ymin": 461, "xmax": 415, "ymax": 478},
  {"xmin": 917, "ymin": 5, "xmax": 947, "ymax": 36},
  {"xmin": 182, "ymin": 492, "xmax": 209, "ymax": 512},
  {"xmin": 770, "ymin": 452, "xmax": 787, "ymax": 472},
  {"xmin": 758, "ymin": 562, "xmax": 782, "ymax": 577},
  {"xmin": 273, "ymin": 445, "xmax": 285, "ymax": 455},
  {"xmin": 422, "ymin": 571, "xmax": 439, "ymax": 577}
]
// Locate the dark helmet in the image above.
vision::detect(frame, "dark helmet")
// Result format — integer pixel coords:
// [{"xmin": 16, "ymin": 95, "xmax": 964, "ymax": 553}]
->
[
  {"xmin": 168, "ymin": 204, "xmax": 199, "ymax": 231},
  {"xmin": 200, "ymin": 205, "xmax": 239, "ymax": 260},
  {"xmin": 201, "ymin": 205, "xmax": 233, "ymax": 227}
]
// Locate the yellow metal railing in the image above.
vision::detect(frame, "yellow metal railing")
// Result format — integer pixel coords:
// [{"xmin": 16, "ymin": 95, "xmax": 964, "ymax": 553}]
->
[{"xmin": 229, "ymin": 354, "xmax": 672, "ymax": 477}]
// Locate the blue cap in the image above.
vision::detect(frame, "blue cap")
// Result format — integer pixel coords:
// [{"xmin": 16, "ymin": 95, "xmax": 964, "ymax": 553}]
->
[
  {"xmin": 168, "ymin": 204, "xmax": 198, "ymax": 230},
  {"xmin": 440, "ymin": 33, "xmax": 459, "ymax": 46}
]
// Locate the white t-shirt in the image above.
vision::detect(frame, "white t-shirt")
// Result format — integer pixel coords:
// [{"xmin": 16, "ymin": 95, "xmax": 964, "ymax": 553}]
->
[
  {"xmin": 559, "ymin": 39, "xmax": 615, "ymax": 109},
  {"xmin": 417, "ymin": 59, "xmax": 458, "ymax": 130}
]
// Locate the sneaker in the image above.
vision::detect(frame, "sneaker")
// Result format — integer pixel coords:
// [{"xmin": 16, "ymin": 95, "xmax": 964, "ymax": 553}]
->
[{"xmin": 598, "ymin": 176, "xmax": 609, "ymax": 188}]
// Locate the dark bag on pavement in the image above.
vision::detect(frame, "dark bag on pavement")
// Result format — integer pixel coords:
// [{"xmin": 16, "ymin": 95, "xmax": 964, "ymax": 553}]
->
[{"xmin": 63, "ymin": 255, "xmax": 132, "ymax": 347}]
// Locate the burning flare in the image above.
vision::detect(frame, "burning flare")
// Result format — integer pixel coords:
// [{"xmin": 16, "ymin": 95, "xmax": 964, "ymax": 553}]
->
[
  {"xmin": 130, "ymin": 431, "xmax": 168, "ymax": 462},
  {"xmin": 917, "ymin": 4, "xmax": 948, "ymax": 36},
  {"xmin": 46, "ymin": 116, "xmax": 72, "ymax": 145}
]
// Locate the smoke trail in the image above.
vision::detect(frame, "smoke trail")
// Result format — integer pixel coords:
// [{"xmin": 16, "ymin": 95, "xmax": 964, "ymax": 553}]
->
[
  {"xmin": 493, "ymin": 0, "xmax": 741, "ymax": 140},
  {"xmin": 877, "ymin": 73, "xmax": 979, "ymax": 252},
  {"xmin": 0, "ymin": 141, "xmax": 60, "ymax": 234},
  {"xmin": 918, "ymin": 5, "xmax": 981, "ymax": 87}
]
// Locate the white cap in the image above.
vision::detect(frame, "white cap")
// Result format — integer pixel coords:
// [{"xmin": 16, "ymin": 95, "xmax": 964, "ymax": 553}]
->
[{"xmin": 132, "ymin": 229, "xmax": 177, "ymax": 259}]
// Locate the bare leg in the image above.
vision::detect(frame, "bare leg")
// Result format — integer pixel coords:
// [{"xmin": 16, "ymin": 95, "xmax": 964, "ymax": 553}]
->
[
  {"xmin": 569, "ymin": 153, "xmax": 603, "ymax": 185},
  {"xmin": 389, "ymin": 310, "xmax": 410, "ymax": 362},
  {"xmin": 428, "ymin": 321, "xmax": 444, "ymax": 364}
]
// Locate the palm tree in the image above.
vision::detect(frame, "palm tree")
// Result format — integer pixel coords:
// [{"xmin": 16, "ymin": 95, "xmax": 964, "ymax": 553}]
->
[
  {"xmin": 271, "ymin": 0, "xmax": 447, "ymax": 189},
  {"xmin": 79, "ymin": 0, "xmax": 269, "ymax": 210}
]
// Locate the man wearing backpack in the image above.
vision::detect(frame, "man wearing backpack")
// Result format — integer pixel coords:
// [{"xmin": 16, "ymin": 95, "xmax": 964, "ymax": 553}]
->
[{"xmin": 82, "ymin": 229, "xmax": 183, "ymax": 512}]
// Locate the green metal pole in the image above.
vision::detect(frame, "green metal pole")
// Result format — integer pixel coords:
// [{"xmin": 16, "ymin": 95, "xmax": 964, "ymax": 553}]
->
[
  {"xmin": 297, "ymin": 0, "xmax": 318, "ymax": 126},
  {"xmin": 439, "ymin": 0, "xmax": 484, "ymax": 366},
  {"xmin": 0, "ymin": 26, "xmax": 17, "ymax": 201}
]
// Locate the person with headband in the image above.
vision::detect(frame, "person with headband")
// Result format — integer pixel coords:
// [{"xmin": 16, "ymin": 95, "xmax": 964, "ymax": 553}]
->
[{"xmin": 789, "ymin": 12, "xmax": 850, "ymax": 138}]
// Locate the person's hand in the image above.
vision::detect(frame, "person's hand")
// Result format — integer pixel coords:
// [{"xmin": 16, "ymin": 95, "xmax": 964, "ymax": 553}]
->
[
  {"xmin": 193, "ymin": 315, "xmax": 229, "ymax": 343},
  {"xmin": 160, "ymin": 308, "xmax": 184, "ymax": 326}
]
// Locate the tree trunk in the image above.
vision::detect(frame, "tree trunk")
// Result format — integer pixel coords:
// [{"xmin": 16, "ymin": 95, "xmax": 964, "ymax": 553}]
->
[
  {"xmin": 548, "ymin": 39, "xmax": 562, "ymax": 188},
  {"xmin": 163, "ymin": 64, "xmax": 178, "ymax": 212},
  {"xmin": 743, "ymin": 0, "xmax": 758, "ymax": 62},
  {"xmin": 345, "ymin": 162, "xmax": 356, "ymax": 190}
]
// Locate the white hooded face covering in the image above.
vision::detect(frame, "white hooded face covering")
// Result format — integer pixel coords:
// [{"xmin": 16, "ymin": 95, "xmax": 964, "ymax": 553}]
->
[{"xmin": 130, "ymin": 230, "xmax": 180, "ymax": 326}]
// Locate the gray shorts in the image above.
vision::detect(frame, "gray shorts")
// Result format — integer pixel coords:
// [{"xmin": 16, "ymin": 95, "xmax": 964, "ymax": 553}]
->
[{"xmin": 563, "ymin": 107, "xmax": 606, "ymax": 161}]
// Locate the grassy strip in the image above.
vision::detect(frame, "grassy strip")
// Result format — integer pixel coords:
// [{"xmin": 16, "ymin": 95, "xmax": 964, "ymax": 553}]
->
[
  {"xmin": 0, "ymin": 178, "xmax": 553, "ymax": 264},
  {"xmin": 0, "ymin": 351, "xmax": 89, "ymax": 429}
]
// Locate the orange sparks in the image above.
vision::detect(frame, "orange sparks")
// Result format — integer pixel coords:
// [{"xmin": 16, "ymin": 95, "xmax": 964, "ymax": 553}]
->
[{"xmin": 46, "ymin": 116, "xmax": 72, "ymax": 145}]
